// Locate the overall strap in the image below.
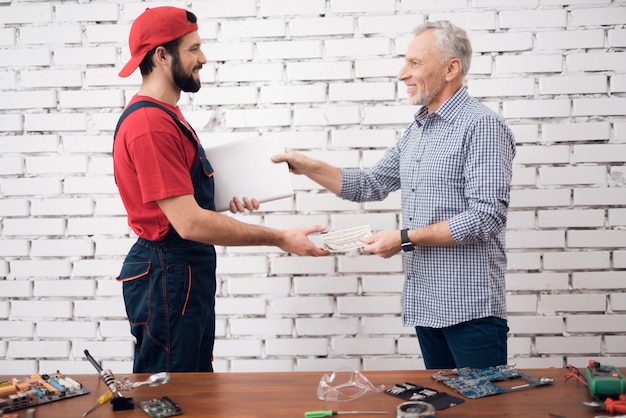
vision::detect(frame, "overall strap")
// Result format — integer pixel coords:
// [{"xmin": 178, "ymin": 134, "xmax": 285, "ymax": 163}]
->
[{"xmin": 113, "ymin": 100, "xmax": 197, "ymax": 143}]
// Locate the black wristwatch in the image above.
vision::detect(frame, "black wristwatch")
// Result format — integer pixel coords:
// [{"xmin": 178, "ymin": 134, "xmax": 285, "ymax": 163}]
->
[{"xmin": 401, "ymin": 229, "xmax": 414, "ymax": 252}]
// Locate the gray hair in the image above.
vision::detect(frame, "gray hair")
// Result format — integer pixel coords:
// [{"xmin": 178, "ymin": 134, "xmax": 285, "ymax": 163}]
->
[{"xmin": 413, "ymin": 20, "xmax": 472, "ymax": 78}]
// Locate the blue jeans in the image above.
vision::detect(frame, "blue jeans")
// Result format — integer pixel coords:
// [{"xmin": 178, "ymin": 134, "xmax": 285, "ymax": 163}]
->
[
  {"xmin": 415, "ymin": 316, "xmax": 508, "ymax": 369},
  {"xmin": 117, "ymin": 236, "xmax": 217, "ymax": 373}
]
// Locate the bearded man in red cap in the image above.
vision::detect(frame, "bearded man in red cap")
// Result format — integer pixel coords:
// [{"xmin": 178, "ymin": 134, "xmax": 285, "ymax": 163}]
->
[{"xmin": 113, "ymin": 7, "xmax": 329, "ymax": 373}]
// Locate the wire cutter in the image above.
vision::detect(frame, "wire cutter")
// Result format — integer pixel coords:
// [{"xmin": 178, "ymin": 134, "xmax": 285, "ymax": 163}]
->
[{"xmin": 584, "ymin": 394, "xmax": 626, "ymax": 415}]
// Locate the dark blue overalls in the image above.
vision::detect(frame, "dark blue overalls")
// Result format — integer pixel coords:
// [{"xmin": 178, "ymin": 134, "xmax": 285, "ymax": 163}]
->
[{"xmin": 114, "ymin": 101, "xmax": 217, "ymax": 373}]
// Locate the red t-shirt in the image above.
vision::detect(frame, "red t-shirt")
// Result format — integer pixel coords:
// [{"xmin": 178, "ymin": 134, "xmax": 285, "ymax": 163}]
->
[{"xmin": 113, "ymin": 95, "xmax": 199, "ymax": 241}]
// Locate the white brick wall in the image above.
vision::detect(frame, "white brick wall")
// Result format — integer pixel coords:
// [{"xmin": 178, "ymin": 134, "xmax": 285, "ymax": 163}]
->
[{"xmin": 0, "ymin": 1, "xmax": 624, "ymax": 375}]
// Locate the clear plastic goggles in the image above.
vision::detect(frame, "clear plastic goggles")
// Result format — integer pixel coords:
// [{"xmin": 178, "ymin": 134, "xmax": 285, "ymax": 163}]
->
[{"xmin": 317, "ymin": 367, "xmax": 385, "ymax": 402}]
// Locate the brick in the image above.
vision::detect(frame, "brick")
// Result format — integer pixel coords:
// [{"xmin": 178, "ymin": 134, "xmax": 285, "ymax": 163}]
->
[
  {"xmin": 568, "ymin": 230, "xmax": 626, "ymax": 249},
  {"xmin": 507, "ymin": 294, "xmax": 537, "ymax": 313},
  {"xmin": 330, "ymin": 128, "xmax": 397, "ymax": 149},
  {"xmin": 33, "ymin": 279, "xmax": 95, "ymax": 298},
  {"xmin": 355, "ymin": 58, "xmax": 404, "ymax": 78},
  {"xmin": 506, "ymin": 210, "xmax": 535, "ymax": 228},
  {"xmin": 609, "ymin": 208, "xmax": 626, "ymax": 226},
  {"xmin": 0, "ymin": 4, "xmax": 52, "ymax": 24},
  {"xmin": 230, "ymin": 359, "xmax": 294, "ymax": 372},
  {"xmin": 26, "ymin": 156, "xmax": 88, "ymax": 175},
  {"xmin": 542, "ymin": 122, "xmax": 610, "ymax": 143},
  {"xmin": 538, "ymin": 209, "xmax": 605, "ymax": 228},
  {"xmin": 573, "ymin": 271, "xmax": 625, "ymax": 290},
  {"xmin": 540, "ymin": 75, "xmax": 607, "ymax": 95},
  {"xmin": 574, "ymin": 187, "xmax": 626, "ymax": 206},
  {"xmin": 25, "ymin": 113, "xmax": 87, "ymax": 132},
  {"xmin": 74, "ymin": 299, "xmax": 126, "ymax": 319},
  {"xmin": 429, "ymin": 12, "xmax": 495, "ymax": 31},
  {"xmin": 100, "ymin": 320, "xmax": 132, "ymax": 338},
  {"xmin": 293, "ymin": 275, "xmax": 358, "ymax": 294},
  {"xmin": 85, "ymin": 23, "xmax": 128, "ymax": 43},
  {"xmin": 570, "ymin": 7, "xmax": 626, "ymax": 26},
  {"xmin": 337, "ymin": 296, "xmax": 401, "ymax": 314},
  {"xmin": 191, "ymin": 0, "xmax": 257, "ymax": 18},
  {"xmin": 361, "ymin": 274, "xmax": 404, "ymax": 293},
  {"xmin": 74, "ymin": 340, "xmax": 134, "ymax": 360},
  {"xmin": 471, "ymin": 32, "xmax": 533, "ymax": 53},
  {"xmin": 539, "ymin": 166, "xmax": 606, "ymax": 186},
  {"xmin": 567, "ymin": 52, "xmax": 626, "ymax": 72},
  {"xmin": 259, "ymin": 0, "xmax": 326, "ymax": 16},
  {"xmin": 338, "ymin": 254, "xmax": 402, "ymax": 274},
  {"xmin": 508, "ymin": 337, "xmax": 532, "ymax": 355},
  {"xmin": 543, "ymin": 251, "xmax": 610, "ymax": 270},
  {"xmin": 31, "ymin": 239, "xmax": 94, "ymax": 257},
  {"xmin": 95, "ymin": 238, "xmax": 135, "ymax": 257},
  {"xmin": 0, "ymin": 156, "xmax": 23, "ymax": 175},
  {"xmin": 10, "ymin": 259, "xmax": 72, "ymax": 278},
  {"xmin": 295, "ymin": 318, "xmax": 359, "ymax": 336},
  {"xmin": 508, "ymin": 316, "xmax": 563, "ymax": 334},
  {"xmin": 73, "ymin": 259, "xmax": 125, "ymax": 277},
  {"xmin": 332, "ymin": 337, "xmax": 395, "ymax": 355},
  {"xmin": 226, "ymin": 276, "xmax": 291, "ymax": 295},
  {"xmin": 537, "ymin": 29, "xmax": 604, "ymax": 50},
  {"xmin": 0, "ymin": 320, "xmax": 34, "ymax": 338},
  {"xmin": 31, "ymin": 198, "xmax": 94, "ymax": 216},
  {"xmin": 535, "ymin": 336, "xmax": 601, "ymax": 354},
  {"xmin": 19, "ymin": 25, "xmax": 82, "ymax": 45},
  {"xmin": 268, "ymin": 296, "xmax": 334, "ymax": 315},
  {"xmin": 510, "ymin": 189, "xmax": 571, "ymax": 209},
  {"xmin": 220, "ymin": 19, "xmax": 285, "ymax": 39},
  {"xmin": 195, "ymin": 86, "xmax": 258, "ymax": 105},
  {"xmin": 215, "ymin": 297, "xmax": 266, "ymax": 315},
  {"xmin": 0, "ymin": 114, "xmax": 22, "ymax": 132},
  {"xmin": 500, "ymin": 9, "xmax": 566, "ymax": 28},
  {"xmin": 59, "ymin": 90, "xmax": 124, "ymax": 109},
  {"xmin": 63, "ymin": 176, "xmax": 118, "ymax": 195},
  {"xmin": 606, "ymin": 336, "xmax": 626, "ymax": 353},
  {"xmin": 329, "ymin": 81, "xmax": 396, "ymax": 101},
  {"xmin": 506, "ymin": 273, "xmax": 569, "ymax": 291},
  {"xmin": 363, "ymin": 105, "xmax": 416, "ymax": 125},
  {"xmin": 266, "ymin": 338, "xmax": 329, "ymax": 356},
  {"xmin": 331, "ymin": 0, "xmax": 394, "ymax": 13},
  {"xmin": 224, "ymin": 108, "xmax": 291, "ymax": 128},
  {"xmin": 515, "ymin": 144, "xmax": 570, "ymax": 164},
  {"xmin": 0, "ymin": 280, "xmax": 32, "ymax": 297},
  {"xmin": 287, "ymin": 61, "xmax": 353, "ymax": 81},
  {"xmin": 0, "ymin": 199, "xmax": 29, "ymax": 217},
  {"xmin": 0, "ymin": 90, "xmax": 57, "ymax": 110},
  {"xmin": 36, "ymin": 321, "xmax": 98, "ymax": 338},
  {"xmin": 230, "ymin": 318, "xmax": 293, "ymax": 336},
  {"xmin": 325, "ymin": 37, "xmax": 391, "ymax": 57},
  {"xmin": 8, "ymin": 341, "xmax": 70, "ymax": 359},
  {"xmin": 358, "ymin": 15, "xmax": 422, "ymax": 34},
  {"xmin": 506, "ymin": 230, "xmax": 565, "ymax": 249},
  {"xmin": 541, "ymin": 294, "xmax": 606, "ymax": 313},
  {"xmin": 495, "ymin": 54, "xmax": 562, "ymax": 74},
  {"xmin": 219, "ymin": 63, "xmax": 283, "ymax": 82},
  {"xmin": 11, "ymin": 300, "xmax": 73, "ymax": 318},
  {"xmin": 399, "ymin": 0, "xmax": 466, "ymax": 10},
  {"xmin": 213, "ymin": 339, "xmax": 262, "ymax": 357},
  {"xmin": 55, "ymin": 3, "xmax": 119, "ymax": 22},
  {"xmin": 294, "ymin": 106, "xmax": 361, "ymax": 126},
  {"xmin": 260, "ymin": 84, "xmax": 326, "ymax": 104},
  {"xmin": 510, "ymin": 124, "xmax": 539, "ymax": 143},
  {"xmin": 567, "ymin": 314, "xmax": 626, "ymax": 333},
  {"xmin": 203, "ymin": 42, "xmax": 254, "ymax": 61},
  {"xmin": 612, "ymin": 74, "xmax": 626, "ymax": 92},
  {"xmin": 289, "ymin": 17, "xmax": 354, "ymax": 37},
  {"xmin": 468, "ymin": 77, "xmax": 534, "ymax": 97},
  {"xmin": 363, "ymin": 316, "xmax": 409, "ymax": 335},
  {"xmin": 3, "ymin": 218, "xmax": 66, "ymax": 236},
  {"xmin": 608, "ymin": 29, "xmax": 626, "ymax": 48},
  {"xmin": 574, "ymin": 98, "xmax": 626, "ymax": 117},
  {"xmin": 611, "ymin": 293, "xmax": 626, "ymax": 311},
  {"xmin": 503, "ymin": 99, "xmax": 570, "ymax": 118}
]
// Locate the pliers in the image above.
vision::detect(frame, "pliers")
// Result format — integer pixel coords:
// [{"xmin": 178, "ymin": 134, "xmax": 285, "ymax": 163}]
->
[{"xmin": 584, "ymin": 394, "xmax": 626, "ymax": 415}]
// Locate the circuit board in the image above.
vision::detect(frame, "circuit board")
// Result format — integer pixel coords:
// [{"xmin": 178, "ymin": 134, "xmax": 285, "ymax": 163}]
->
[
  {"xmin": 0, "ymin": 372, "xmax": 90, "ymax": 413},
  {"xmin": 431, "ymin": 365, "xmax": 554, "ymax": 399},
  {"xmin": 138, "ymin": 396, "xmax": 182, "ymax": 418}
]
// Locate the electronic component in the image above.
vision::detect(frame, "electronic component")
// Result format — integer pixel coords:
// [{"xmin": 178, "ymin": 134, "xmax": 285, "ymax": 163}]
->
[
  {"xmin": 138, "ymin": 396, "xmax": 182, "ymax": 418},
  {"xmin": 385, "ymin": 382, "xmax": 463, "ymax": 410},
  {"xmin": 585, "ymin": 360, "xmax": 626, "ymax": 399},
  {"xmin": 0, "ymin": 372, "xmax": 89, "ymax": 413},
  {"xmin": 431, "ymin": 365, "xmax": 553, "ymax": 399}
]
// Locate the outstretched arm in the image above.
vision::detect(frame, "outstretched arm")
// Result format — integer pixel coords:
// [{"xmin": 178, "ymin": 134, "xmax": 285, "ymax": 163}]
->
[{"xmin": 157, "ymin": 194, "xmax": 330, "ymax": 256}]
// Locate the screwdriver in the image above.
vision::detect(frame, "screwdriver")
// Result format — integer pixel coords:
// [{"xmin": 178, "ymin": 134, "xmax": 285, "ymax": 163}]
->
[
  {"xmin": 305, "ymin": 411, "xmax": 387, "ymax": 418},
  {"xmin": 82, "ymin": 390, "xmax": 112, "ymax": 417}
]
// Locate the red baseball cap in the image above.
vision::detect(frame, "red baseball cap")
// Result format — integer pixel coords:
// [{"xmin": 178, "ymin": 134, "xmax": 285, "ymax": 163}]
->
[{"xmin": 119, "ymin": 6, "xmax": 198, "ymax": 78}]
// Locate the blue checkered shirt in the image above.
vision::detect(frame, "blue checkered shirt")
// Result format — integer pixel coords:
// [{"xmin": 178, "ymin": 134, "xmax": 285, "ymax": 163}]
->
[{"xmin": 339, "ymin": 87, "xmax": 516, "ymax": 328}]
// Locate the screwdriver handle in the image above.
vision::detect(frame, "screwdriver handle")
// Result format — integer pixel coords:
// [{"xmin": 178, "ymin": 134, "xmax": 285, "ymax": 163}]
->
[{"xmin": 305, "ymin": 411, "xmax": 334, "ymax": 418}]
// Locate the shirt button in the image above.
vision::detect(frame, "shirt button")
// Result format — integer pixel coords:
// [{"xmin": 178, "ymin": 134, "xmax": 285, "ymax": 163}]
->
[{"xmin": 166, "ymin": 266, "xmax": 174, "ymax": 272}]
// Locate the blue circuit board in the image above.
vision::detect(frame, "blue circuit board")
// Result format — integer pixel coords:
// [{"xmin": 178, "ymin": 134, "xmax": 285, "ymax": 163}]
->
[
  {"xmin": 431, "ymin": 365, "xmax": 554, "ymax": 399},
  {"xmin": 0, "ymin": 372, "xmax": 90, "ymax": 413}
]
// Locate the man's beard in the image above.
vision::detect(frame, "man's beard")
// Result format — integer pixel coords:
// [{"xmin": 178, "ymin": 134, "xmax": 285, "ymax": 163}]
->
[{"xmin": 172, "ymin": 56, "xmax": 201, "ymax": 93}]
